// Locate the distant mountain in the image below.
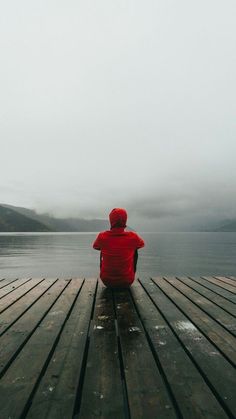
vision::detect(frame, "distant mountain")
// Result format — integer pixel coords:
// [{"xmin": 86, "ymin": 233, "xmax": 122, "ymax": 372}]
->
[
  {"xmin": 215, "ymin": 220, "xmax": 236, "ymax": 232},
  {"xmin": 0, "ymin": 204, "xmax": 109, "ymax": 232},
  {"xmin": 0, "ymin": 205, "xmax": 51, "ymax": 232},
  {"xmin": 1, "ymin": 203, "xmax": 235, "ymax": 233}
]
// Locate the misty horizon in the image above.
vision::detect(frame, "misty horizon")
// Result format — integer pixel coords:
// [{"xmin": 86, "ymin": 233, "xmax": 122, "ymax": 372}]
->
[
  {"xmin": 1, "ymin": 201, "xmax": 235, "ymax": 233},
  {"xmin": 1, "ymin": 1, "xmax": 235, "ymax": 231}
]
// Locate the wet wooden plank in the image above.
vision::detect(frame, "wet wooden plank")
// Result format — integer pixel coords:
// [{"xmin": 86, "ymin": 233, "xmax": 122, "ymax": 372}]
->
[
  {"xmin": 79, "ymin": 282, "xmax": 125, "ymax": 419},
  {"xmin": 0, "ymin": 278, "xmax": 45, "ymax": 313},
  {"xmin": 152, "ymin": 278, "xmax": 236, "ymax": 365},
  {"xmin": 140, "ymin": 279, "xmax": 236, "ymax": 418},
  {"xmin": 114, "ymin": 288, "xmax": 178, "ymax": 419},
  {"xmin": 202, "ymin": 276, "xmax": 236, "ymax": 294},
  {"xmin": 131, "ymin": 281, "xmax": 229, "ymax": 419},
  {"xmin": 227, "ymin": 276, "xmax": 236, "ymax": 282},
  {"xmin": 0, "ymin": 279, "xmax": 69, "ymax": 376},
  {"xmin": 190, "ymin": 277, "xmax": 236, "ymax": 304},
  {"xmin": 0, "ymin": 277, "xmax": 235, "ymax": 419},
  {"xmin": 0, "ymin": 279, "xmax": 83, "ymax": 419},
  {"xmin": 164, "ymin": 277, "xmax": 236, "ymax": 336},
  {"xmin": 176, "ymin": 277, "xmax": 236, "ymax": 317},
  {"xmin": 0, "ymin": 278, "xmax": 31, "ymax": 299},
  {"xmin": 0, "ymin": 279, "xmax": 57, "ymax": 335},
  {"xmin": 0, "ymin": 278, "xmax": 20, "ymax": 288},
  {"xmin": 215, "ymin": 276, "xmax": 236, "ymax": 288},
  {"xmin": 27, "ymin": 279, "xmax": 97, "ymax": 419}
]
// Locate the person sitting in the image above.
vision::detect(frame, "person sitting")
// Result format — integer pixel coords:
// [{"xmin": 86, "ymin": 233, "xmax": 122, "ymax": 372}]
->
[{"xmin": 92, "ymin": 208, "xmax": 145, "ymax": 288}]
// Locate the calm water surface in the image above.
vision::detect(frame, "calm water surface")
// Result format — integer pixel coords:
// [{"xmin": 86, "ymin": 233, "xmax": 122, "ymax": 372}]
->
[{"xmin": 0, "ymin": 232, "xmax": 236, "ymax": 278}]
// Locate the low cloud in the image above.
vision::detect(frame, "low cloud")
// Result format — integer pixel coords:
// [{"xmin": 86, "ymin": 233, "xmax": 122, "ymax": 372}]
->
[{"xmin": 0, "ymin": 1, "xmax": 235, "ymax": 232}]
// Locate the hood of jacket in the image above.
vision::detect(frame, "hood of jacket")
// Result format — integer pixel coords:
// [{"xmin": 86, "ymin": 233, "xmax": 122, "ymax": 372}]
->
[{"xmin": 109, "ymin": 208, "xmax": 127, "ymax": 229}]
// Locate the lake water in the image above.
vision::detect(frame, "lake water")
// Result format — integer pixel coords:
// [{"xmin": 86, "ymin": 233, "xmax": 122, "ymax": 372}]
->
[{"xmin": 0, "ymin": 232, "xmax": 236, "ymax": 278}]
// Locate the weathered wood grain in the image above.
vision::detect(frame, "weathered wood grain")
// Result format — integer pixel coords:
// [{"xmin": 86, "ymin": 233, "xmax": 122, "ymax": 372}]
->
[
  {"xmin": 215, "ymin": 276, "xmax": 236, "ymax": 288},
  {"xmin": 176, "ymin": 277, "xmax": 236, "ymax": 317},
  {"xmin": 0, "ymin": 277, "xmax": 235, "ymax": 419},
  {"xmin": 0, "ymin": 278, "xmax": 20, "ymax": 288},
  {"xmin": 140, "ymin": 278, "xmax": 236, "ymax": 418},
  {"xmin": 0, "ymin": 278, "xmax": 44, "ymax": 313},
  {"xmin": 27, "ymin": 279, "xmax": 97, "ymax": 419},
  {"xmin": 152, "ymin": 278, "xmax": 236, "ymax": 365},
  {"xmin": 114, "ymin": 287, "xmax": 177, "ymax": 419},
  {"xmin": 0, "ymin": 279, "xmax": 83, "ymax": 418},
  {"xmin": 0, "ymin": 279, "xmax": 69, "ymax": 376},
  {"xmin": 190, "ymin": 277, "xmax": 236, "ymax": 303},
  {"xmin": 0, "ymin": 278, "xmax": 31, "ymax": 299},
  {"xmin": 164, "ymin": 277, "xmax": 236, "ymax": 335},
  {"xmin": 0, "ymin": 279, "xmax": 57, "ymax": 336},
  {"xmin": 131, "ymin": 281, "xmax": 229, "ymax": 419},
  {"xmin": 202, "ymin": 276, "xmax": 236, "ymax": 294},
  {"xmin": 79, "ymin": 282, "xmax": 125, "ymax": 419}
]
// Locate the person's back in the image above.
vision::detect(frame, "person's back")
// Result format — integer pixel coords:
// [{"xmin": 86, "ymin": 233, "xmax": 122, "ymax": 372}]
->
[{"xmin": 93, "ymin": 208, "xmax": 145, "ymax": 288}]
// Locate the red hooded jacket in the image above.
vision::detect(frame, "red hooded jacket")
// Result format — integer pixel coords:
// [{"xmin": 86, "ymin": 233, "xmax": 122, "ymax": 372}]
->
[{"xmin": 93, "ymin": 208, "xmax": 145, "ymax": 287}]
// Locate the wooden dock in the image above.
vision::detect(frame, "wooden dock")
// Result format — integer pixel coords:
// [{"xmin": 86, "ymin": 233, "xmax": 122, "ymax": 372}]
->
[{"xmin": 0, "ymin": 276, "xmax": 235, "ymax": 419}]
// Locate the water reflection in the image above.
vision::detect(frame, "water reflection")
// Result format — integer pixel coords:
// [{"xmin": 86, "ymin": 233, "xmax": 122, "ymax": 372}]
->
[{"xmin": 0, "ymin": 232, "xmax": 236, "ymax": 278}]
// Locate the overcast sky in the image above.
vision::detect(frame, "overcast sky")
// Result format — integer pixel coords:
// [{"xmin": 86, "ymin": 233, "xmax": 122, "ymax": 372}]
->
[{"xmin": 0, "ymin": 1, "xmax": 235, "ymax": 230}]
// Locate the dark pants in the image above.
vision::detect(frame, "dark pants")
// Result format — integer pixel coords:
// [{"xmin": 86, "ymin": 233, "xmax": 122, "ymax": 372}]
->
[{"xmin": 133, "ymin": 249, "xmax": 138, "ymax": 273}]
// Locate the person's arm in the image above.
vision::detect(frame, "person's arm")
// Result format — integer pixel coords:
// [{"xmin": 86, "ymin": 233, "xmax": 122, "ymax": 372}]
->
[
  {"xmin": 100, "ymin": 252, "xmax": 102, "ymax": 269},
  {"xmin": 133, "ymin": 234, "xmax": 144, "ymax": 273},
  {"xmin": 133, "ymin": 249, "xmax": 138, "ymax": 273},
  {"xmin": 93, "ymin": 233, "xmax": 102, "ymax": 250},
  {"xmin": 135, "ymin": 234, "xmax": 145, "ymax": 249}
]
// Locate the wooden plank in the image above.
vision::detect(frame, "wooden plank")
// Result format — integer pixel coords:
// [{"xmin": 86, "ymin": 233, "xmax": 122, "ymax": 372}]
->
[
  {"xmin": 140, "ymin": 279, "xmax": 236, "ymax": 418},
  {"xmin": 79, "ymin": 281, "xmax": 125, "ymax": 419},
  {"xmin": 215, "ymin": 276, "xmax": 236, "ymax": 288},
  {"xmin": 131, "ymin": 281, "xmax": 229, "ymax": 419},
  {"xmin": 0, "ymin": 279, "xmax": 57, "ymax": 336},
  {"xmin": 0, "ymin": 278, "xmax": 32, "ymax": 299},
  {"xmin": 227, "ymin": 276, "xmax": 236, "ymax": 281},
  {"xmin": 164, "ymin": 277, "xmax": 236, "ymax": 336},
  {"xmin": 202, "ymin": 276, "xmax": 236, "ymax": 294},
  {"xmin": 27, "ymin": 279, "xmax": 97, "ymax": 419},
  {"xmin": 152, "ymin": 278, "xmax": 236, "ymax": 365},
  {"xmin": 0, "ymin": 279, "xmax": 83, "ymax": 419},
  {"xmin": 189, "ymin": 277, "xmax": 236, "ymax": 304},
  {"xmin": 0, "ymin": 278, "xmax": 44, "ymax": 313},
  {"xmin": 176, "ymin": 277, "xmax": 236, "ymax": 317},
  {"xmin": 114, "ymin": 288, "xmax": 178, "ymax": 419},
  {"xmin": 0, "ymin": 278, "xmax": 20, "ymax": 289},
  {"xmin": 0, "ymin": 279, "xmax": 69, "ymax": 376}
]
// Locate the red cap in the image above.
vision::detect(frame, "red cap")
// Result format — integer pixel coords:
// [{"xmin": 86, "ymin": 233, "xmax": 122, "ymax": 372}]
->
[{"xmin": 109, "ymin": 208, "xmax": 127, "ymax": 229}]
